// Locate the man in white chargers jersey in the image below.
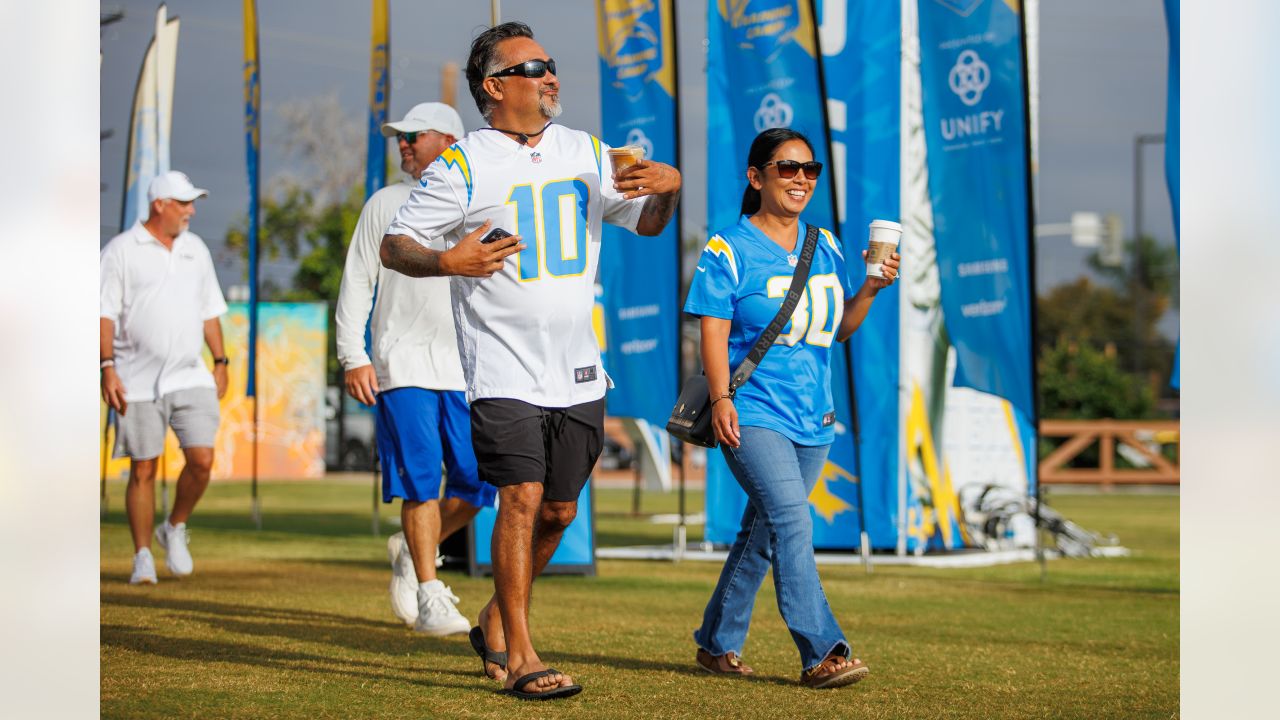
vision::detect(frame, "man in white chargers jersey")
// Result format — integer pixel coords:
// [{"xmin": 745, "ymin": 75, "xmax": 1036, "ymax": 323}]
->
[
  {"xmin": 335, "ymin": 102, "xmax": 495, "ymax": 637},
  {"xmin": 380, "ymin": 22, "xmax": 681, "ymax": 700}
]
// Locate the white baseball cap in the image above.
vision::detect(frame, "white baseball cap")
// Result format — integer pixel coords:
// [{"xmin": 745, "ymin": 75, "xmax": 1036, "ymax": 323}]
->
[
  {"xmin": 381, "ymin": 102, "xmax": 465, "ymax": 140},
  {"xmin": 147, "ymin": 170, "xmax": 209, "ymax": 202}
]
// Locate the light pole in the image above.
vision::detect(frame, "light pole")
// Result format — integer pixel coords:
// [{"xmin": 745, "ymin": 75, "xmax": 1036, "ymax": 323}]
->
[{"xmin": 1132, "ymin": 133, "xmax": 1165, "ymax": 373}]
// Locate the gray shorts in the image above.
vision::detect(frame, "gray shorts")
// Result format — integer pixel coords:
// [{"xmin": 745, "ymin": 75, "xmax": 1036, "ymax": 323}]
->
[{"xmin": 113, "ymin": 386, "xmax": 220, "ymax": 460}]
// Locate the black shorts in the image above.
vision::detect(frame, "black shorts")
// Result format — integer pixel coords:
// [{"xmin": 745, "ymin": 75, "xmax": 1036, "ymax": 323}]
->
[{"xmin": 469, "ymin": 397, "xmax": 605, "ymax": 503}]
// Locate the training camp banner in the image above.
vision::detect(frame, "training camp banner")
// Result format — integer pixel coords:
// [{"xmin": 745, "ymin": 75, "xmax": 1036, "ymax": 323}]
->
[
  {"xmin": 595, "ymin": 0, "xmax": 680, "ymax": 428},
  {"xmin": 706, "ymin": 0, "xmax": 864, "ymax": 549}
]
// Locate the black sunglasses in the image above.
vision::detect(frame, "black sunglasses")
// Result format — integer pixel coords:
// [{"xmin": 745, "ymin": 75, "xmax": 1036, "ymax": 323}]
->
[
  {"xmin": 760, "ymin": 159, "xmax": 823, "ymax": 180},
  {"xmin": 396, "ymin": 130, "xmax": 436, "ymax": 144},
  {"xmin": 488, "ymin": 58, "xmax": 557, "ymax": 79}
]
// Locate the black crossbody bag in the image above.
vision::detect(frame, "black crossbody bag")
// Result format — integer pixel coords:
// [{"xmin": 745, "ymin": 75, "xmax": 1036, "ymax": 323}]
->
[{"xmin": 666, "ymin": 225, "xmax": 819, "ymax": 448}]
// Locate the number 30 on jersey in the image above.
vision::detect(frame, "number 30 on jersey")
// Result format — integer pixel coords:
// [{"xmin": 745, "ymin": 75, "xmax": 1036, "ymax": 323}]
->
[
  {"xmin": 506, "ymin": 179, "xmax": 590, "ymax": 281},
  {"xmin": 767, "ymin": 274, "xmax": 844, "ymax": 348}
]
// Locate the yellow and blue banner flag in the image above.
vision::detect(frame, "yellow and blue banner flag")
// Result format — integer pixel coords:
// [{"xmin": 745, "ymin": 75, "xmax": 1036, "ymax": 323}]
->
[
  {"xmin": 595, "ymin": 0, "xmax": 679, "ymax": 428},
  {"xmin": 243, "ymin": 0, "xmax": 261, "ymax": 397},
  {"xmin": 366, "ymin": 0, "xmax": 390, "ymax": 200}
]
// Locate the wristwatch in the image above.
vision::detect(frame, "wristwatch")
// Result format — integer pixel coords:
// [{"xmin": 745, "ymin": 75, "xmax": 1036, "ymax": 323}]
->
[{"xmin": 212, "ymin": 356, "xmax": 230, "ymax": 366}]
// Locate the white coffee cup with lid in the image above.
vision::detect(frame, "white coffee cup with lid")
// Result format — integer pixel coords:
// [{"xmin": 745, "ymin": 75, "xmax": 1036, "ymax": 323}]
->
[{"xmin": 865, "ymin": 220, "xmax": 902, "ymax": 279}]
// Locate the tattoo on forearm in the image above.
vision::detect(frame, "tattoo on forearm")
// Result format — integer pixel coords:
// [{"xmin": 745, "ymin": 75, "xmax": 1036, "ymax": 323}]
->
[
  {"xmin": 639, "ymin": 192, "xmax": 679, "ymax": 234},
  {"xmin": 381, "ymin": 234, "xmax": 443, "ymax": 277}
]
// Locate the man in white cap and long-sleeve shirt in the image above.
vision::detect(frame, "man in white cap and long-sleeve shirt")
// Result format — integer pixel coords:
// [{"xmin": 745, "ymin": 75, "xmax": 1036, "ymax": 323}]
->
[
  {"xmin": 100, "ymin": 170, "xmax": 230, "ymax": 585},
  {"xmin": 335, "ymin": 102, "xmax": 490, "ymax": 635}
]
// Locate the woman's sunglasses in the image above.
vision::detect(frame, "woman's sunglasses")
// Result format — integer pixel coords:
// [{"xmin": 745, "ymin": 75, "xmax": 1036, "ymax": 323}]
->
[
  {"xmin": 488, "ymin": 58, "xmax": 557, "ymax": 79},
  {"xmin": 760, "ymin": 159, "xmax": 824, "ymax": 180}
]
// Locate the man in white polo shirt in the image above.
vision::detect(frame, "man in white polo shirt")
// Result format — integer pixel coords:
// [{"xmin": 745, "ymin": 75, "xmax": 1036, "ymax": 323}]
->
[
  {"xmin": 335, "ymin": 102, "xmax": 492, "ymax": 636},
  {"xmin": 100, "ymin": 170, "xmax": 229, "ymax": 585}
]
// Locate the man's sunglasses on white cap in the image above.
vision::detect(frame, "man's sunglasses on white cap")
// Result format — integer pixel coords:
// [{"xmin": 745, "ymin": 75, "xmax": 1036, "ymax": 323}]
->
[
  {"xmin": 148, "ymin": 171, "xmax": 209, "ymax": 203},
  {"xmin": 381, "ymin": 102, "xmax": 466, "ymax": 144}
]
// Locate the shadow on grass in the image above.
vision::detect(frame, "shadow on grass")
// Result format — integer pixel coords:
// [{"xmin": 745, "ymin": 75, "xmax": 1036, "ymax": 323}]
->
[
  {"xmin": 100, "ymin": 623, "xmax": 479, "ymax": 690},
  {"xmin": 101, "ymin": 591, "xmax": 705, "ymax": 680},
  {"xmin": 101, "ymin": 592, "xmax": 485, "ymax": 660}
]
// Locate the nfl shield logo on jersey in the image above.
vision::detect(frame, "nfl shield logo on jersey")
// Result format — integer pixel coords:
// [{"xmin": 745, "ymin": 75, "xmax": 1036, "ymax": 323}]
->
[{"xmin": 530, "ymin": 151, "xmax": 543, "ymax": 164}]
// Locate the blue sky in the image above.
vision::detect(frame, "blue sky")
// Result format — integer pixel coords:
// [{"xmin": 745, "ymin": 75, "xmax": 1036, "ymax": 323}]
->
[{"xmin": 99, "ymin": 0, "xmax": 1176, "ymax": 334}]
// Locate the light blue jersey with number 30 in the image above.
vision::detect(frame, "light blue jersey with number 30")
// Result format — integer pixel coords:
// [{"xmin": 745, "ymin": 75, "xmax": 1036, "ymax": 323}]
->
[
  {"xmin": 684, "ymin": 216, "xmax": 856, "ymax": 445},
  {"xmin": 388, "ymin": 125, "xmax": 645, "ymax": 407}
]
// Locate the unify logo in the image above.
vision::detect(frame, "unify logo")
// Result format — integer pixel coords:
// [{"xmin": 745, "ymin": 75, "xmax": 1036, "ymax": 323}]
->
[
  {"xmin": 753, "ymin": 93, "xmax": 793, "ymax": 132},
  {"xmin": 948, "ymin": 49, "xmax": 990, "ymax": 107},
  {"xmin": 625, "ymin": 127, "xmax": 655, "ymax": 161}
]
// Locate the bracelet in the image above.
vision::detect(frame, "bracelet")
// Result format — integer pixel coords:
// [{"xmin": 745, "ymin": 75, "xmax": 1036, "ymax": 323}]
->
[
  {"xmin": 100, "ymin": 358, "xmax": 115, "ymax": 370},
  {"xmin": 711, "ymin": 394, "xmax": 733, "ymax": 407},
  {"xmin": 212, "ymin": 357, "xmax": 230, "ymax": 366}
]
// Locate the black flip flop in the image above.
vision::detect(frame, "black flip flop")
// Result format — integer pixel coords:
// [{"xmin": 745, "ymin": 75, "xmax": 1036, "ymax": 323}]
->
[
  {"xmin": 468, "ymin": 626, "xmax": 507, "ymax": 680},
  {"xmin": 506, "ymin": 668, "xmax": 583, "ymax": 701}
]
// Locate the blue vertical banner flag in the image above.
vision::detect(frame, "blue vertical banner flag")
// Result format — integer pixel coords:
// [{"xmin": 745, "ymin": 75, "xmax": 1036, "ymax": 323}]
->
[
  {"xmin": 707, "ymin": 0, "xmax": 834, "ymax": 233},
  {"xmin": 1163, "ymin": 0, "xmax": 1179, "ymax": 390},
  {"xmin": 917, "ymin": 0, "xmax": 1033, "ymax": 421},
  {"xmin": 705, "ymin": 0, "xmax": 860, "ymax": 548},
  {"xmin": 816, "ymin": 0, "xmax": 902, "ymax": 550},
  {"xmin": 366, "ymin": 0, "xmax": 390, "ymax": 201},
  {"xmin": 243, "ymin": 0, "xmax": 261, "ymax": 399},
  {"xmin": 120, "ymin": 5, "xmax": 180, "ymax": 230},
  {"xmin": 596, "ymin": 0, "xmax": 679, "ymax": 427}
]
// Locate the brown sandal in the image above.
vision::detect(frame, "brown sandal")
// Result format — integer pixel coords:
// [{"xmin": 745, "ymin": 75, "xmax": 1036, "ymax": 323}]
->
[
  {"xmin": 800, "ymin": 655, "xmax": 869, "ymax": 689},
  {"xmin": 696, "ymin": 648, "xmax": 754, "ymax": 675}
]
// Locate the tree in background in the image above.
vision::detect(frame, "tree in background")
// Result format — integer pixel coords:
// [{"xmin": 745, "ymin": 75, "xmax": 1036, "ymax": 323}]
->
[
  {"xmin": 224, "ymin": 94, "xmax": 369, "ymax": 378},
  {"xmin": 1036, "ymin": 235, "xmax": 1178, "ymax": 419}
]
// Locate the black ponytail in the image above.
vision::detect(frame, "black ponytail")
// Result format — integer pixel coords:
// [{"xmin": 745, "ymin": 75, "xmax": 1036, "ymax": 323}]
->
[{"xmin": 738, "ymin": 127, "xmax": 814, "ymax": 216}]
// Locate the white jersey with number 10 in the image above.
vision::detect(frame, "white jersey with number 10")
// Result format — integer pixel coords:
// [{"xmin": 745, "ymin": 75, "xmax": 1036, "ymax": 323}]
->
[{"xmin": 387, "ymin": 124, "xmax": 644, "ymax": 408}]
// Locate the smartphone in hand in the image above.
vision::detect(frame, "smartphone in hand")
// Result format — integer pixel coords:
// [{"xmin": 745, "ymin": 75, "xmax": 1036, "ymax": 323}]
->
[{"xmin": 480, "ymin": 227, "xmax": 514, "ymax": 244}]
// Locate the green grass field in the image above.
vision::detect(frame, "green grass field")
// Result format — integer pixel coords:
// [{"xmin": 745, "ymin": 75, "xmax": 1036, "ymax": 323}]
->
[{"xmin": 101, "ymin": 480, "xmax": 1178, "ymax": 719}]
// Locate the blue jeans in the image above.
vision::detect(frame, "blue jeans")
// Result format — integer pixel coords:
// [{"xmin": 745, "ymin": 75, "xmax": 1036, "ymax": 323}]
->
[{"xmin": 693, "ymin": 426, "xmax": 849, "ymax": 671}]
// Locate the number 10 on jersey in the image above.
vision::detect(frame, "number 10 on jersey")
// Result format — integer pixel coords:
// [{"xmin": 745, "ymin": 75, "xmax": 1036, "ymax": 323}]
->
[{"xmin": 506, "ymin": 179, "xmax": 590, "ymax": 281}]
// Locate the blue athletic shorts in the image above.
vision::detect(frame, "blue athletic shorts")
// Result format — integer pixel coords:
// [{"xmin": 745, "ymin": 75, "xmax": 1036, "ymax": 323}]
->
[{"xmin": 375, "ymin": 387, "xmax": 495, "ymax": 508}]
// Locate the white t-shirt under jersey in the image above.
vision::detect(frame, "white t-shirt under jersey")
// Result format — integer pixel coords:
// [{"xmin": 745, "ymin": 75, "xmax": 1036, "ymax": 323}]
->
[
  {"xmin": 387, "ymin": 124, "xmax": 645, "ymax": 407},
  {"xmin": 335, "ymin": 179, "xmax": 464, "ymax": 393}
]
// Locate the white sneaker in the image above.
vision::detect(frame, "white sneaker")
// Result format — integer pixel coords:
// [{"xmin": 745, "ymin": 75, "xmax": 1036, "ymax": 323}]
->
[
  {"xmin": 130, "ymin": 548, "xmax": 157, "ymax": 585},
  {"xmin": 413, "ymin": 579, "xmax": 470, "ymax": 636},
  {"xmin": 387, "ymin": 532, "xmax": 418, "ymax": 625},
  {"xmin": 154, "ymin": 520, "xmax": 193, "ymax": 576}
]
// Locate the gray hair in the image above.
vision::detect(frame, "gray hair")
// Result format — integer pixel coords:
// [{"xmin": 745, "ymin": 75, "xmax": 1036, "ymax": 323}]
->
[{"xmin": 465, "ymin": 22, "xmax": 535, "ymax": 121}]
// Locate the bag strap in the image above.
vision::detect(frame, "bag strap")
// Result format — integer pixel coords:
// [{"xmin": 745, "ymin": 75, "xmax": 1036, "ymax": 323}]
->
[{"xmin": 728, "ymin": 224, "xmax": 820, "ymax": 393}]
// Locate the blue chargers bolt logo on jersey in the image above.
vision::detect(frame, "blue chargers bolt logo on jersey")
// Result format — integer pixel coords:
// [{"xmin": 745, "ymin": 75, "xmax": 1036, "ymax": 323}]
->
[{"xmin": 574, "ymin": 365, "xmax": 598, "ymax": 384}]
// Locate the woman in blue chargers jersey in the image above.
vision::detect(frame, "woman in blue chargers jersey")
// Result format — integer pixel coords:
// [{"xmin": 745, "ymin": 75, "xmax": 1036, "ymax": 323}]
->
[{"xmin": 684, "ymin": 128, "xmax": 899, "ymax": 689}]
